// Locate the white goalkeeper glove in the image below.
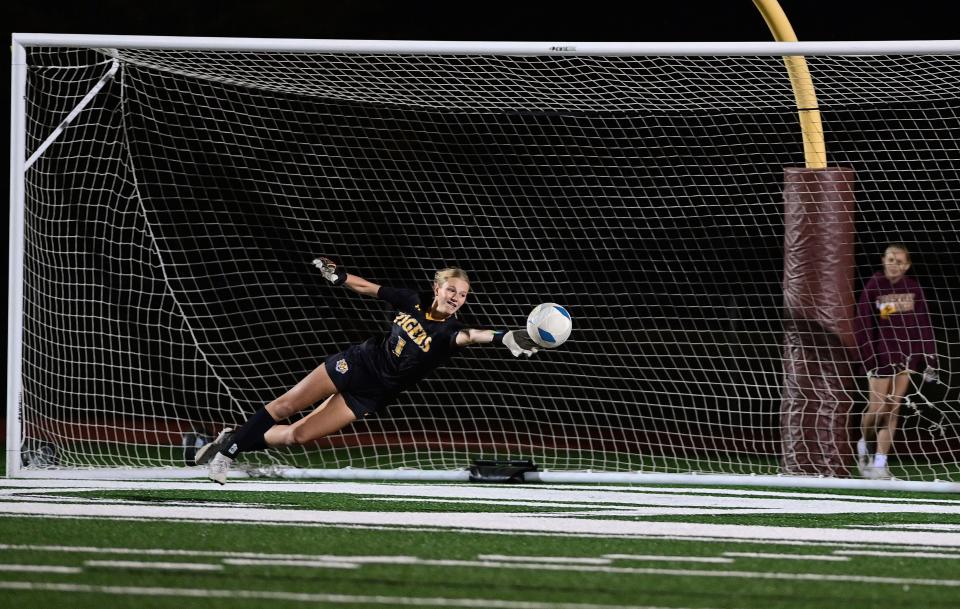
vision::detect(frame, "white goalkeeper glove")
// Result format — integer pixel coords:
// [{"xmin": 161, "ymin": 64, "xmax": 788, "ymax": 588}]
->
[
  {"xmin": 311, "ymin": 257, "xmax": 347, "ymax": 286},
  {"xmin": 500, "ymin": 331, "xmax": 538, "ymax": 358}
]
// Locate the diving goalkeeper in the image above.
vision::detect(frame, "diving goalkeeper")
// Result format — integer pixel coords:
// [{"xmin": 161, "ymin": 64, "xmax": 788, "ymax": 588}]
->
[{"xmin": 195, "ymin": 258, "xmax": 538, "ymax": 484}]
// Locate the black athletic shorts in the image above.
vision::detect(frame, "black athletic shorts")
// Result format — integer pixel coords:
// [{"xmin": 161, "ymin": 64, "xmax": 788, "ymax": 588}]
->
[{"xmin": 324, "ymin": 346, "xmax": 397, "ymax": 418}]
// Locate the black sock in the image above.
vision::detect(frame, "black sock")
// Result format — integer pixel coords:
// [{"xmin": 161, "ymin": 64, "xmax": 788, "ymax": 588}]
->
[
  {"xmin": 222, "ymin": 408, "xmax": 277, "ymax": 458},
  {"xmin": 247, "ymin": 437, "xmax": 269, "ymax": 452}
]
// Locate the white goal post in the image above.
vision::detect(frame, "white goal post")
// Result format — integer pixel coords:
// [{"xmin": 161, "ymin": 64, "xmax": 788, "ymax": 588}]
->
[{"xmin": 8, "ymin": 33, "xmax": 960, "ymax": 491}]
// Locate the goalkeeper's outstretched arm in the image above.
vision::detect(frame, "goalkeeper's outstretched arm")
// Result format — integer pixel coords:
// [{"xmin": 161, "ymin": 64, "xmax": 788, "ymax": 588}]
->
[
  {"xmin": 313, "ymin": 256, "xmax": 535, "ymax": 357},
  {"xmin": 342, "ymin": 274, "xmax": 381, "ymax": 297},
  {"xmin": 457, "ymin": 328, "xmax": 538, "ymax": 357},
  {"xmin": 312, "ymin": 257, "xmax": 380, "ymax": 297}
]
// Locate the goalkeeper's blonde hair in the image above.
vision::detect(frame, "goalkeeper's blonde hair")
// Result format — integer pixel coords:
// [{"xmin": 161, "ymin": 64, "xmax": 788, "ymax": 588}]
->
[{"xmin": 434, "ymin": 267, "xmax": 470, "ymax": 287}]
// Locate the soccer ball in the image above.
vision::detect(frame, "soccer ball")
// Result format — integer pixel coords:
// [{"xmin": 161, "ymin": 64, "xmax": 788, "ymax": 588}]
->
[{"xmin": 526, "ymin": 303, "xmax": 572, "ymax": 348}]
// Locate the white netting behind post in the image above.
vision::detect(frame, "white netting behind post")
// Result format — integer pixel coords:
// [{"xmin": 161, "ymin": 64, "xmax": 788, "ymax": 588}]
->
[{"xmin": 9, "ymin": 36, "xmax": 960, "ymax": 484}]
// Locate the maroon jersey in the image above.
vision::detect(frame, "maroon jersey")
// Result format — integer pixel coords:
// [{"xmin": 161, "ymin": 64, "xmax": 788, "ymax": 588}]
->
[{"xmin": 853, "ymin": 271, "xmax": 936, "ymax": 374}]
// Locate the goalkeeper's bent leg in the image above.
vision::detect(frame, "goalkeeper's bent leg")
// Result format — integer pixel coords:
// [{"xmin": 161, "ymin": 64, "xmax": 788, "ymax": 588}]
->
[{"xmin": 264, "ymin": 394, "xmax": 357, "ymax": 447}]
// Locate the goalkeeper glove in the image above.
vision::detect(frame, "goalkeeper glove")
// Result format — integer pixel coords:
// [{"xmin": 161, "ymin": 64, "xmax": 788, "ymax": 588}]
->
[
  {"xmin": 312, "ymin": 257, "xmax": 347, "ymax": 286},
  {"xmin": 496, "ymin": 331, "xmax": 538, "ymax": 358}
]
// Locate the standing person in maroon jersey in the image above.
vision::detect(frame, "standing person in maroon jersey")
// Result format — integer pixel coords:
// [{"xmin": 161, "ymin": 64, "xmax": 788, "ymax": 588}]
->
[{"xmin": 853, "ymin": 243, "xmax": 938, "ymax": 480}]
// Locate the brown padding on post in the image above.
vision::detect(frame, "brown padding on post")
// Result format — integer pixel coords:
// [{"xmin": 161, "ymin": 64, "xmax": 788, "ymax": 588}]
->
[{"xmin": 781, "ymin": 167, "xmax": 857, "ymax": 477}]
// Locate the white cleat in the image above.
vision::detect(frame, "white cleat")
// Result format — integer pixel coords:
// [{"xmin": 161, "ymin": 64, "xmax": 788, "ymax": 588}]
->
[
  {"xmin": 856, "ymin": 440, "xmax": 870, "ymax": 478},
  {"xmin": 208, "ymin": 453, "xmax": 233, "ymax": 485},
  {"xmin": 193, "ymin": 428, "xmax": 234, "ymax": 466},
  {"xmin": 862, "ymin": 465, "xmax": 895, "ymax": 480}
]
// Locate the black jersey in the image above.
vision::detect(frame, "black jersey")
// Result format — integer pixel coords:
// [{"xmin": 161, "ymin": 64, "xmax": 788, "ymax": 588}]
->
[{"xmin": 355, "ymin": 286, "xmax": 466, "ymax": 391}]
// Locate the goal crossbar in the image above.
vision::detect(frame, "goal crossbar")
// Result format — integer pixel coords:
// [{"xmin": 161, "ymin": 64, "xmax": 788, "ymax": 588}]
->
[{"xmin": 12, "ymin": 33, "xmax": 960, "ymax": 56}]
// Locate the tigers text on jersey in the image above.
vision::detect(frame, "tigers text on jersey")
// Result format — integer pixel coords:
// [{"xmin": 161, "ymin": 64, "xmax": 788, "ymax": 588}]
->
[{"xmin": 355, "ymin": 286, "xmax": 466, "ymax": 391}]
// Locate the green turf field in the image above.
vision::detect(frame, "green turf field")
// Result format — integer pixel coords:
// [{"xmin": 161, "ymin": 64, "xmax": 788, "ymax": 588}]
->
[{"xmin": 2, "ymin": 477, "xmax": 960, "ymax": 609}]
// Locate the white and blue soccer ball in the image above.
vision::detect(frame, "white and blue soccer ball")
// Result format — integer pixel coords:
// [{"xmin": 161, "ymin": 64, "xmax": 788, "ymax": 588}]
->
[{"xmin": 526, "ymin": 303, "xmax": 572, "ymax": 348}]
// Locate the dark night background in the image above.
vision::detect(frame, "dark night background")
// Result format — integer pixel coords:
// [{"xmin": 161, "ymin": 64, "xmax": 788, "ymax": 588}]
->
[{"xmin": 6, "ymin": 1, "xmax": 960, "ymax": 475}]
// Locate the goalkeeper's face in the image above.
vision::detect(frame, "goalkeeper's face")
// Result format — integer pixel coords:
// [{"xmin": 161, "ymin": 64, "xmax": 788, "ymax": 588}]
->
[{"xmin": 432, "ymin": 278, "xmax": 470, "ymax": 318}]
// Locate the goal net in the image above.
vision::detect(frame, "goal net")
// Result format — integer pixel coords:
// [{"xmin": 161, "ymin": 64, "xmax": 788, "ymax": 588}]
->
[{"xmin": 9, "ymin": 36, "xmax": 960, "ymax": 484}]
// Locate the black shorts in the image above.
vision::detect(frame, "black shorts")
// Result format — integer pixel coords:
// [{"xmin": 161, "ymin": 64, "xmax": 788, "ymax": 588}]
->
[{"xmin": 324, "ymin": 346, "xmax": 397, "ymax": 418}]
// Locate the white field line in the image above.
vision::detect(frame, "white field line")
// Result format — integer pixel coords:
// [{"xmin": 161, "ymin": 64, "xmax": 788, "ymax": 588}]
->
[
  {"xmin": 4, "ymin": 501, "xmax": 960, "ymax": 548},
  {"xmin": 478, "ymin": 554, "xmax": 612, "ymax": 565},
  {"xmin": 362, "ymin": 497, "xmax": 631, "ymax": 509},
  {"xmin": 3, "ymin": 479, "xmax": 960, "ymax": 516},
  {"xmin": 7, "ymin": 478, "xmax": 960, "ymax": 505},
  {"xmin": 229, "ymin": 557, "xmax": 618, "ymax": 570},
  {"xmin": 563, "ymin": 509, "xmax": 777, "ymax": 517},
  {"xmin": 7, "ymin": 494, "xmax": 292, "ymax": 509},
  {"xmin": 225, "ymin": 557, "xmax": 642, "ymax": 571},
  {"xmin": 84, "ymin": 560, "xmax": 223, "ymax": 571},
  {"xmin": 0, "ymin": 581, "xmax": 715, "ymax": 609},
  {"xmin": 10, "ymin": 518, "xmax": 960, "ymax": 555},
  {"xmin": 22, "ymin": 492, "xmax": 737, "ymax": 517},
  {"xmin": 0, "ymin": 543, "xmax": 423, "ymax": 563},
  {"xmin": 0, "ymin": 544, "xmax": 725, "ymax": 567},
  {"xmin": 722, "ymin": 552, "xmax": 849, "ymax": 562},
  {"xmin": 603, "ymin": 554, "xmax": 733, "ymax": 564},
  {"xmin": 362, "ymin": 560, "xmax": 960, "ymax": 588},
  {"xmin": 0, "ymin": 542, "xmax": 834, "ymax": 568},
  {"xmin": 845, "ymin": 524, "xmax": 960, "ymax": 531},
  {"xmin": 5, "ymin": 543, "xmax": 960, "ymax": 589},
  {"xmin": 534, "ymin": 484, "xmax": 960, "ymax": 504},
  {"xmin": 8, "ymin": 510, "xmax": 960, "ymax": 553},
  {"xmin": 8, "ymin": 489, "xmax": 939, "ymax": 518},
  {"xmin": 224, "ymin": 558, "xmax": 359, "ymax": 569},
  {"xmin": 0, "ymin": 564, "xmax": 82, "ymax": 573},
  {"xmin": 230, "ymin": 554, "xmax": 421, "ymax": 564},
  {"xmin": 835, "ymin": 550, "xmax": 960, "ymax": 559},
  {"xmin": 55, "ymin": 555, "xmax": 960, "ymax": 588}
]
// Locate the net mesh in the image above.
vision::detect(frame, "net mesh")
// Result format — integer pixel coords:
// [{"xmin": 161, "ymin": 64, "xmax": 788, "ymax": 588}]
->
[{"xmin": 16, "ymin": 45, "xmax": 960, "ymax": 479}]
